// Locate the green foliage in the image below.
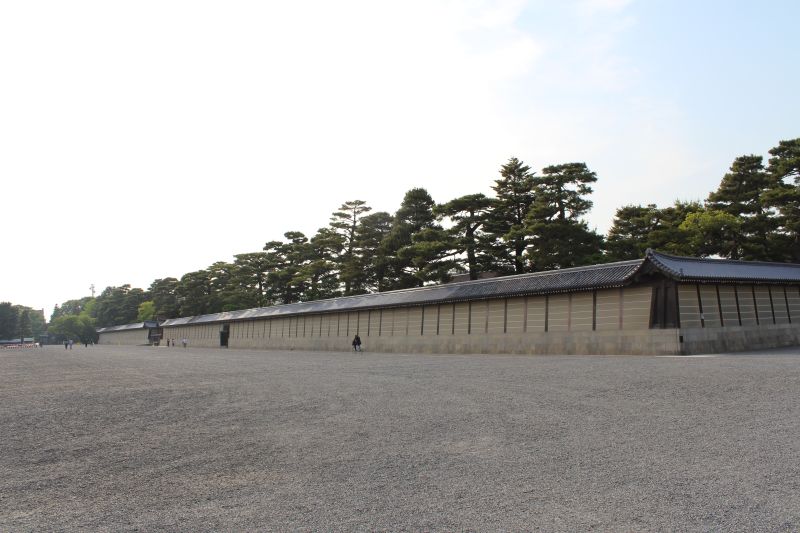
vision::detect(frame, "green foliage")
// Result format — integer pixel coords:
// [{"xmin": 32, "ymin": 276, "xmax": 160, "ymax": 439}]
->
[
  {"xmin": 17, "ymin": 310, "xmax": 31, "ymax": 340},
  {"xmin": 136, "ymin": 301, "xmax": 156, "ymax": 321},
  {"xmin": 381, "ymin": 188, "xmax": 451, "ymax": 289},
  {"xmin": 0, "ymin": 303, "xmax": 47, "ymax": 340},
  {"xmin": 51, "ymin": 297, "xmax": 94, "ymax": 322},
  {"xmin": 93, "ymin": 285, "xmax": 149, "ymax": 328},
  {"xmin": 606, "ymin": 201, "xmax": 704, "ymax": 260},
  {"xmin": 398, "ymin": 226, "xmax": 462, "ymax": 285},
  {"xmin": 763, "ymin": 138, "xmax": 800, "ymax": 261},
  {"xmin": 484, "ymin": 157, "xmax": 537, "ymax": 274},
  {"xmin": 530, "ymin": 163, "xmax": 597, "ymax": 222},
  {"xmin": 707, "ymin": 155, "xmax": 778, "ymax": 259},
  {"xmin": 45, "ymin": 137, "xmax": 800, "ymax": 330},
  {"xmin": 148, "ymin": 278, "xmax": 180, "ymax": 318},
  {"xmin": 0, "ymin": 302, "xmax": 17, "ymax": 340},
  {"xmin": 525, "ymin": 162, "xmax": 603, "ymax": 270},
  {"xmin": 606, "ymin": 204, "xmax": 661, "ymax": 261},
  {"xmin": 354, "ymin": 211, "xmax": 394, "ymax": 292},
  {"xmin": 526, "ymin": 220, "xmax": 604, "ymax": 271},
  {"xmin": 436, "ymin": 193, "xmax": 494, "ymax": 280},
  {"xmin": 330, "ymin": 200, "xmax": 371, "ymax": 294},
  {"xmin": 680, "ymin": 209, "xmax": 743, "ymax": 257},
  {"xmin": 48, "ymin": 314, "xmax": 97, "ymax": 344},
  {"xmin": 294, "ymin": 229, "xmax": 341, "ymax": 301},
  {"xmin": 263, "ymin": 232, "xmax": 309, "ymax": 304},
  {"xmin": 177, "ymin": 270, "xmax": 216, "ymax": 317}
]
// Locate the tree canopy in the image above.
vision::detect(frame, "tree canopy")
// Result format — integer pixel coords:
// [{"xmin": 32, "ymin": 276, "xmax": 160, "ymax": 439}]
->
[{"xmin": 45, "ymin": 137, "xmax": 800, "ymax": 330}]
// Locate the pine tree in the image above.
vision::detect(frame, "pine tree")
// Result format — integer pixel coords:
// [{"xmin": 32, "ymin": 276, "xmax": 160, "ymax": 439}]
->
[
  {"xmin": 355, "ymin": 211, "xmax": 394, "ymax": 292},
  {"xmin": 525, "ymin": 163, "xmax": 603, "ymax": 270},
  {"xmin": 706, "ymin": 154, "xmax": 779, "ymax": 259},
  {"xmin": 606, "ymin": 204, "xmax": 661, "ymax": 261},
  {"xmin": 329, "ymin": 200, "xmax": 371, "ymax": 295},
  {"xmin": 148, "ymin": 278, "xmax": 180, "ymax": 319},
  {"xmin": 294, "ymin": 228, "xmax": 342, "ymax": 301},
  {"xmin": 0, "ymin": 302, "xmax": 17, "ymax": 340},
  {"xmin": 484, "ymin": 158, "xmax": 537, "ymax": 274},
  {"xmin": 763, "ymin": 138, "xmax": 800, "ymax": 261},
  {"xmin": 379, "ymin": 188, "xmax": 441, "ymax": 290},
  {"xmin": 606, "ymin": 201, "xmax": 705, "ymax": 259},
  {"xmin": 436, "ymin": 193, "xmax": 494, "ymax": 279}
]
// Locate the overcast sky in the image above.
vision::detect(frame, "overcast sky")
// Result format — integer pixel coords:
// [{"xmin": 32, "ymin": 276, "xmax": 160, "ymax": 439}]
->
[{"xmin": 2, "ymin": 0, "xmax": 798, "ymax": 316}]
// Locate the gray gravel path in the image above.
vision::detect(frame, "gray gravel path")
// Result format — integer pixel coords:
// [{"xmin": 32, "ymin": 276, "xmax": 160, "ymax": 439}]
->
[{"xmin": 1, "ymin": 345, "xmax": 799, "ymax": 531}]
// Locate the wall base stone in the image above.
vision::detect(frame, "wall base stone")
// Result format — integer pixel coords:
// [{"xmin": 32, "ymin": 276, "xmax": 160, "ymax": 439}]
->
[{"xmin": 679, "ymin": 323, "xmax": 800, "ymax": 354}]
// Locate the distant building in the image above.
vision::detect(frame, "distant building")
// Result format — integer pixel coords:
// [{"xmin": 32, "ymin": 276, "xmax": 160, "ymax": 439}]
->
[
  {"xmin": 0, "ymin": 338, "xmax": 35, "ymax": 345},
  {"xmin": 96, "ymin": 321, "xmax": 162, "ymax": 346},
  {"xmin": 98, "ymin": 251, "xmax": 800, "ymax": 355}
]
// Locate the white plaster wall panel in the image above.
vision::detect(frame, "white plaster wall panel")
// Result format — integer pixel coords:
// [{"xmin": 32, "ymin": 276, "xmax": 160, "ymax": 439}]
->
[
  {"xmin": 328, "ymin": 314, "xmax": 338, "ymax": 337},
  {"xmin": 98, "ymin": 329, "xmax": 150, "ymax": 345},
  {"xmin": 718, "ymin": 286, "xmax": 739, "ymax": 326},
  {"xmin": 422, "ymin": 305, "xmax": 438, "ymax": 336},
  {"xmin": 770, "ymin": 287, "xmax": 790, "ymax": 324},
  {"xmin": 453, "ymin": 303, "xmax": 469, "ymax": 335},
  {"xmin": 570, "ymin": 292, "xmax": 594, "ymax": 332},
  {"xmin": 736, "ymin": 286, "xmax": 758, "ymax": 326},
  {"xmin": 548, "ymin": 295, "xmax": 569, "ymax": 332},
  {"xmin": 678, "ymin": 284, "xmax": 701, "ymax": 329},
  {"xmin": 471, "ymin": 301, "xmax": 488, "ymax": 335},
  {"xmin": 754, "ymin": 286, "xmax": 774, "ymax": 325},
  {"xmin": 698, "ymin": 286, "xmax": 721, "ymax": 328},
  {"xmin": 367, "ymin": 310, "xmax": 380, "ymax": 337},
  {"xmin": 487, "ymin": 299, "xmax": 505, "ymax": 334},
  {"xmin": 380, "ymin": 309, "xmax": 392, "ymax": 336},
  {"xmin": 407, "ymin": 307, "xmax": 423, "ymax": 336},
  {"xmin": 357, "ymin": 311, "xmax": 369, "ymax": 335},
  {"xmin": 786, "ymin": 286, "xmax": 800, "ymax": 322},
  {"xmin": 341, "ymin": 313, "xmax": 350, "ymax": 338},
  {"xmin": 394, "ymin": 307, "xmax": 410, "ymax": 336},
  {"xmin": 595, "ymin": 289, "xmax": 620, "ymax": 331},
  {"xmin": 394, "ymin": 308, "xmax": 409, "ymax": 336},
  {"xmin": 506, "ymin": 297, "xmax": 525, "ymax": 334},
  {"xmin": 440, "ymin": 304, "xmax": 454, "ymax": 335},
  {"xmin": 526, "ymin": 296, "xmax": 546, "ymax": 332},
  {"xmin": 622, "ymin": 286, "xmax": 652, "ymax": 330}
]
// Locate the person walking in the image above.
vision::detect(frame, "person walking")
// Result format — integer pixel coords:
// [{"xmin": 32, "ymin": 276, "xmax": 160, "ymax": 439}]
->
[
  {"xmin": 182, "ymin": 338, "xmax": 188, "ymax": 348},
  {"xmin": 352, "ymin": 334, "xmax": 362, "ymax": 352},
  {"xmin": 64, "ymin": 340, "xmax": 68, "ymax": 350}
]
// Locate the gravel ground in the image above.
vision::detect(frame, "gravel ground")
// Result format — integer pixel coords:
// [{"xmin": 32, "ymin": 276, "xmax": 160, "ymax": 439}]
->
[{"xmin": 1, "ymin": 345, "xmax": 800, "ymax": 531}]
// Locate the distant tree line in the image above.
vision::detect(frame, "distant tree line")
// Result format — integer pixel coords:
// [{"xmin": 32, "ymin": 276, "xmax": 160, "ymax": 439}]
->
[
  {"xmin": 48, "ymin": 138, "xmax": 799, "ymax": 330},
  {"xmin": 0, "ymin": 303, "xmax": 46, "ymax": 341}
]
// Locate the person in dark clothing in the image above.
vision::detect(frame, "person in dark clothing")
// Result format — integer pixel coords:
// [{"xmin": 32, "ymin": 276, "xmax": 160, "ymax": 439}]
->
[{"xmin": 352, "ymin": 334, "xmax": 362, "ymax": 352}]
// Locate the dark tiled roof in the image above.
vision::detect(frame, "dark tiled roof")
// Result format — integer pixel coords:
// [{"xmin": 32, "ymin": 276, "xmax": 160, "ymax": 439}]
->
[
  {"xmin": 646, "ymin": 249, "xmax": 800, "ymax": 283},
  {"xmin": 160, "ymin": 260, "xmax": 644, "ymax": 327},
  {"xmin": 97, "ymin": 322, "xmax": 157, "ymax": 333},
  {"xmin": 141, "ymin": 252, "xmax": 800, "ymax": 329}
]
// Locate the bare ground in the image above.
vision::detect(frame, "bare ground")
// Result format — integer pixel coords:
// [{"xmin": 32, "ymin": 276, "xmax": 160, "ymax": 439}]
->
[{"xmin": 1, "ymin": 345, "xmax": 799, "ymax": 531}]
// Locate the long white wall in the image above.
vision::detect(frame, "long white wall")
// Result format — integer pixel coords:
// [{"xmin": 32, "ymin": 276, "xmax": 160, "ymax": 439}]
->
[
  {"xmin": 161, "ymin": 287, "xmax": 673, "ymax": 355},
  {"xmin": 678, "ymin": 283, "xmax": 800, "ymax": 329},
  {"xmin": 98, "ymin": 329, "xmax": 151, "ymax": 346}
]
